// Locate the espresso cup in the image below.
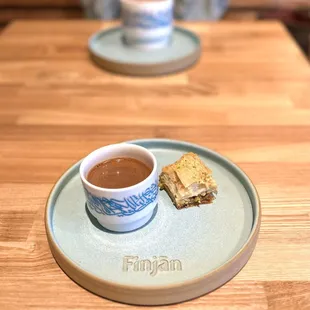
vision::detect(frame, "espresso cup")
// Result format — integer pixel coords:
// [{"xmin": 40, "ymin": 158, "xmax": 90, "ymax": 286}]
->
[
  {"xmin": 80, "ymin": 143, "xmax": 158, "ymax": 232},
  {"xmin": 121, "ymin": 0, "xmax": 174, "ymax": 50}
]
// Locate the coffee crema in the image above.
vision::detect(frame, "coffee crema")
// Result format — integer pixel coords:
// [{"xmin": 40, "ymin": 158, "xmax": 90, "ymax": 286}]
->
[{"xmin": 87, "ymin": 157, "xmax": 152, "ymax": 189}]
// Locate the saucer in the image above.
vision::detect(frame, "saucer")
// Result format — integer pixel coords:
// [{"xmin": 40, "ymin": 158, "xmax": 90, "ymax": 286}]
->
[
  {"xmin": 88, "ymin": 26, "xmax": 200, "ymax": 76},
  {"xmin": 45, "ymin": 139, "xmax": 261, "ymax": 305}
]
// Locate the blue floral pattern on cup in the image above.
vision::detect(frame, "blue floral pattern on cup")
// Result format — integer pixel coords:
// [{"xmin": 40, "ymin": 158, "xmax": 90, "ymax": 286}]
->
[
  {"xmin": 123, "ymin": 9, "xmax": 172, "ymax": 29},
  {"xmin": 85, "ymin": 183, "xmax": 158, "ymax": 217}
]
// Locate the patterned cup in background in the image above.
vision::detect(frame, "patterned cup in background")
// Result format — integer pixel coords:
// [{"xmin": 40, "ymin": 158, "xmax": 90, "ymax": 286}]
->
[
  {"xmin": 80, "ymin": 143, "xmax": 158, "ymax": 233},
  {"xmin": 121, "ymin": 0, "xmax": 174, "ymax": 50}
]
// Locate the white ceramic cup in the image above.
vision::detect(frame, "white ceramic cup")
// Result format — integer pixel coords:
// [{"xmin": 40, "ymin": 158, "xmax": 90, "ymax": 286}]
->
[
  {"xmin": 80, "ymin": 143, "xmax": 158, "ymax": 232},
  {"xmin": 121, "ymin": 0, "xmax": 174, "ymax": 50}
]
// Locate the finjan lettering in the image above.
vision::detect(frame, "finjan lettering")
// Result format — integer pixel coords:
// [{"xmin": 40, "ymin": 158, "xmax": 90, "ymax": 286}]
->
[{"xmin": 123, "ymin": 256, "xmax": 182, "ymax": 277}]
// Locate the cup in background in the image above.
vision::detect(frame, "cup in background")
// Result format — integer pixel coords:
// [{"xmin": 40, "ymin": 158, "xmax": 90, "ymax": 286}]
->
[
  {"xmin": 121, "ymin": 0, "xmax": 174, "ymax": 50},
  {"xmin": 80, "ymin": 143, "xmax": 158, "ymax": 233}
]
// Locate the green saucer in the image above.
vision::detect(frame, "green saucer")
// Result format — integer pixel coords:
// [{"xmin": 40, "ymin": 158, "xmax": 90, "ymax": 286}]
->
[
  {"xmin": 89, "ymin": 26, "xmax": 200, "ymax": 76},
  {"xmin": 45, "ymin": 139, "xmax": 261, "ymax": 305}
]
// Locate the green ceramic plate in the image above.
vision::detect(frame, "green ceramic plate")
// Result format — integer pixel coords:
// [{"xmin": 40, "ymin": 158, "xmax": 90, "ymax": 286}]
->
[
  {"xmin": 45, "ymin": 139, "xmax": 261, "ymax": 305},
  {"xmin": 88, "ymin": 26, "xmax": 200, "ymax": 76}
]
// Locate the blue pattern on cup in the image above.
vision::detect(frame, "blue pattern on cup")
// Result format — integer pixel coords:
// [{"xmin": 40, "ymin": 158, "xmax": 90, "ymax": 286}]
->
[
  {"xmin": 85, "ymin": 183, "xmax": 158, "ymax": 217},
  {"xmin": 123, "ymin": 9, "xmax": 173, "ymax": 29}
]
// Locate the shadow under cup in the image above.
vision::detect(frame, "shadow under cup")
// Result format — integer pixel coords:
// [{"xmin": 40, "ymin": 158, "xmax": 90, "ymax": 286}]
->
[{"xmin": 79, "ymin": 144, "xmax": 159, "ymax": 233}]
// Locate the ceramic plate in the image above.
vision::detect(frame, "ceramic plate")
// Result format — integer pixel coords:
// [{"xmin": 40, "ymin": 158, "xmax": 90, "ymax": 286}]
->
[
  {"xmin": 45, "ymin": 139, "xmax": 261, "ymax": 305},
  {"xmin": 88, "ymin": 26, "xmax": 200, "ymax": 76}
]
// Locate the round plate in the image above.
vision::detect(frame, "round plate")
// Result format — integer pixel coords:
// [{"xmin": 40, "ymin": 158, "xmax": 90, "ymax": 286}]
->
[
  {"xmin": 88, "ymin": 26, "xmax": 200, "ymax": 76},
  {"xmin": 45, "ymin": 139, "xmax": 261, "ymax": 305}
]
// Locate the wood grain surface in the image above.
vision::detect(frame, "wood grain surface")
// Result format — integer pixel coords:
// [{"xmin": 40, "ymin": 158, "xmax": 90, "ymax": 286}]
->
[
  {"xmin": 0, "ymin": 20, "xmax": 310, "ymax": 310},
  {"xmin": 0, "ymin": 0, "xmax": 78, "ymax": 6},
  {"xmin": 231, "ymin": 0, "xmax": 310, "ymax": 7}
]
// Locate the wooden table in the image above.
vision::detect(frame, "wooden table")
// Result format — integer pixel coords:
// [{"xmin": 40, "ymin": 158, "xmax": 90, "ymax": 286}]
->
[{"xmin": 0, "ymin": 20, "xmax": 310, "ymax": 310}]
